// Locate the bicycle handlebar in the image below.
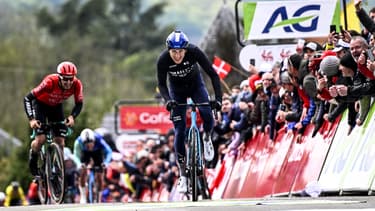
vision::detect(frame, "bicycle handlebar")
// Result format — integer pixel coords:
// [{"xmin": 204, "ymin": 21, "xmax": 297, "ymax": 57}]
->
[
  {"xmin": 30, "ymin": 121, "xmax": 73, "ymax": 139},
  {"xmin": 170, "ymin": 101, "xmax": 218, "ymax": 120}
]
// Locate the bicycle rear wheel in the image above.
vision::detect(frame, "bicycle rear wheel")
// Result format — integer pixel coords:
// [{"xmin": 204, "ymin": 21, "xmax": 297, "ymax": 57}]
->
[
  {"xmin": 189, "ymin": 129, "xmax": 199, "ymax": 202},
  {"xmin": 37, "ymin": 151, "xmax": 48, "ymax": 204},
  {"xmin": 46, "ymin": 143, "xmax": 65, "ymax": 204}
]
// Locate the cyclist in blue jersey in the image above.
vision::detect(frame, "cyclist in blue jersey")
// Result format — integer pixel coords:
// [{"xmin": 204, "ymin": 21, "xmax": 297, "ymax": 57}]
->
[
  {"xmin": 73, "ymin": 128, "xmax": 112, "ymax": 204},
  {"xmin": 156, "ymin": 30, "xmax": 222, "ymax": 193}
]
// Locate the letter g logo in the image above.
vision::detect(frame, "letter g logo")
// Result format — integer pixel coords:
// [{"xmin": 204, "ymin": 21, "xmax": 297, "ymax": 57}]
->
[{"xmin": 262, "ymin": 5, "xmax": 320, "ymax": 33}]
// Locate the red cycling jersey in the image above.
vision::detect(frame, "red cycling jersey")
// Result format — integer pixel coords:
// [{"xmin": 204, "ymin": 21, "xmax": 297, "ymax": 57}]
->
[{"xmin": 32, "ymin": 74, "xmax": 83, "ymax": 106}]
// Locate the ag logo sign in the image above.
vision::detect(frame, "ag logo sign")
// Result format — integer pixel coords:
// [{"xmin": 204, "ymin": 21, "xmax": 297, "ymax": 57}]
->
[{"xmin": 243, "ymin": 0, "xmax": 339, "ymax": 40}]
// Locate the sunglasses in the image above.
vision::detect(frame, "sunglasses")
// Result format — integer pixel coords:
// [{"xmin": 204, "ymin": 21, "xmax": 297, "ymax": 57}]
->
[{"xmin": 60, "ymin": 76, "xmax": 74, "ymax": 82}]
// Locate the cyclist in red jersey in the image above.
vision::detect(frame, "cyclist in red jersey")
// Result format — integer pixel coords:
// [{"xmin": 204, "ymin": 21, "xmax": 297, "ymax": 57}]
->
[{"xmin": 23, "ymin": 61, "xmax": 84, "ymax": 176}]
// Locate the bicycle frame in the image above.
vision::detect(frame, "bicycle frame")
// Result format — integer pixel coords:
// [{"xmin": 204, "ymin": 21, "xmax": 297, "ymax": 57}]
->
[
  {"xmin": 175, "ymin": 101, "xmax": 213, "ymax": 202},
  {"xmin": 32, "ymin": 121, "xmax": 71, "ymax": 204},
  {"xmin": 87, "ymin": 166, "xmax": 101, "ymax": 203}
]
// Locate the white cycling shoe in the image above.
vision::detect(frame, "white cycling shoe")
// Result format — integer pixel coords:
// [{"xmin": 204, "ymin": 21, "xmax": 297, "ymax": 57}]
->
[
  {"xmin": 203, "ymin": 132, "xmax": 215, "ymax": 161},
  {"xmin": 177, "ymin": 176, "xmax": 188, "ymax": 193}
]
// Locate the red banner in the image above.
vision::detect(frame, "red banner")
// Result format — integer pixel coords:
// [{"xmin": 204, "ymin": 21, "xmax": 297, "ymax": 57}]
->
[
  {"xmin": 212, "ymin": 56, "xmax": 232, "ymax": 79},
  {"xmin": 118, "ymin": 105, "xmax": 173, "ymax": 134}
]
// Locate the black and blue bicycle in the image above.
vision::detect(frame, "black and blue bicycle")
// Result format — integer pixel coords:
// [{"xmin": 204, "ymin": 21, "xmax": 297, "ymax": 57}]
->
[
  {"xmin": 87, "ymin": 165, "xmax": 102, "ymax": 203},
  {"xmin": 172, "ymin": 100, "xmax": 216, "ymax": 201}
]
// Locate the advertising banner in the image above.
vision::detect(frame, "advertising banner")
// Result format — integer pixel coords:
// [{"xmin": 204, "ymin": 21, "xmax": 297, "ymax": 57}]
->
[
  {"xmin": 272, "ymin": 134, "xmax": 306, "ymax": 195},
  {"xmin": 239, "ymin": 44, "xmax": 295, "ymax": 71},
  {"xmin": 243, "ymin": 0, "xmax": 339, "ymax": 40},
  {"xmin": 255, "ymin": 130, "xmax": 293, "ymax": 197},
  {"xmin": 118, "ymin": 105, "xmax": 173, "ymax": 134},
  {"xmin": 223, "ymin": 131, "xmax": 263, "ymax": 198},
  {"xmin": 210, "ymin": 154, "xmax": 236, "ymax": 199},
  {"xmin": 318, "ymin": 110, "xmax": 357, "ymax": 192},
  {"xmin": 340, "ymin": 105, "xmax": 375, "ymax": 192},
  {"xmin": 289, "ymin": 123, "xmax": 334, "ymax": 193}
]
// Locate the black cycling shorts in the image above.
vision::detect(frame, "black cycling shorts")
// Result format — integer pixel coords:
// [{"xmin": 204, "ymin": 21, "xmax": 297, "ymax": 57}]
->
[{"xmin": 34, "ymin": 100, "xmax": 67, "ymax": 137}]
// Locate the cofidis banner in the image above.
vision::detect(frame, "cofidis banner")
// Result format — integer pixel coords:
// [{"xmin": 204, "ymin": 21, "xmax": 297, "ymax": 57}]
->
[{"xmin": 243, "ymin": 0, "xmax": 339, "ymax": 40}]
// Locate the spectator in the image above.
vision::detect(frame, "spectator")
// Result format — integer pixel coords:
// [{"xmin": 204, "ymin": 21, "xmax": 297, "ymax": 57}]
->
[
  {"xmin": 64, "ymin": 147, "xmax": 79, "ymax": 203},
  {"xmin": 303, "ymin": 42, "xmax": 322, "ymax": 60},
  {"xmin": 354, "ymin": 0, "xmax": 375, "ymax": 42},
  {"xmin": 324, "ymin": 53, "xmax": 359, "ymax": 135},
  {"xmin": 229, "ymin": 95, "xmax": 253, "ymax": 154},
  {"xmin": 248, "ymin": 62, "xmax": 272, "ymax": 94},
  {"xmin": 27, "ymin": 180, "xmax": 40, "ymax": 205},
  {"xmin": 235, "ymin": 79, "xmax": 251, "ymax": 104},
  {"xmin": 0, "ymin": 192, "xmax": 5, "ymax": 206},
  {"xmin": 4, "ymin": 181, "xmax": 28, "ymax": 206},
  {"xmin": 333, "ymin": 39, "xmax": 351, "ymax": 59},
  {"xmin": 230, "ymin": 85, "xmax": 241, "ymax": 103}
]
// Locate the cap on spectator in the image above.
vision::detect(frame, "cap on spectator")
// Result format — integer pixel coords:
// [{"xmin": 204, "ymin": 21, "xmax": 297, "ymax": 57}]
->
[
  {"xmin": 259, "ymin": 62, "xmax": 272, "ymax": 73},
  {"xmin": 280, "ymin": 71, "xmax": 292, "ymax": 84},
  {"xmin": 304, "ymin": 42, "xmax": 318, "ymax": 51},
  {"xmin": 289, "ymin": 54, "xmax": 303, "ymax": 70},
  {"xmin": 310, "ymin": 50, "xmax": 336, "ymax": 62},
  {"xmin": 136, "ymin": 150, "xmax": 149, "ymax": 161},
  {"xmin": 303, "ymin": 74, "xmax": 318, "ymax": 98},
  {"xmin": 340, "ymin": 53, "xmax": 357, "ymax": 72},
  {"xmin": 240, "ymin": 79, "xmax": 249, "ymax": 89},
  {"xmin": 333, "ymin": 39, "xmax": 350, "ymax": 53},
  {"xmin": 319, "ymin": 56, "xmax": 339, "ymax": 77},
  {"xmin": 11, "ymin": 181, "xmax": 19, "ymax": 188}
]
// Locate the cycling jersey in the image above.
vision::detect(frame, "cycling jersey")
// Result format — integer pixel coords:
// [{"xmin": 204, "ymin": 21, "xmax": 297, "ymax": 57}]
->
[
  {"xmin": 157, "ymin": 44, "xmax": 222, "ymax": 102},
  {"xmin": 24, "ymin": 74, "xmax": 83, "ymax": 120},
  {"xmin": 33, "ymin": 74, "xmax": 83, "ymax": 105},
  {"xmin": 73, "ymin": 132, "xmax": 113, "ymax": 167}
]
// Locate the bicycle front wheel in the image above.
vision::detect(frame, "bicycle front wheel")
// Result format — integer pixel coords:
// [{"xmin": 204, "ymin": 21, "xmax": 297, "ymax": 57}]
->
[
  {"xmin": 88, "ymin": 171, "xmax": 100, "ymax": 203},
  {"xmin": 46, "ymin": 143, "xmax": 65, "ymax": 204},
  {"xmin": 37, "ymin": 151, "xmax": 48, "ymax": 204},
  {"xmin": 189, "ymin": 129, "xmax": 199, "ymax": 202}
]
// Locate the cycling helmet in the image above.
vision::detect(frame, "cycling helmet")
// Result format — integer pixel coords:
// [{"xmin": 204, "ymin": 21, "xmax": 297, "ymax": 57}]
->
[
  {"xmin": 57, "ymin": 61, "xmax": 77, "ymax": 76},
  {"xmin": 166, "ymin": 30, "xmax": 189, "ymax": 49},
  {"xmin": 80, "ymin": 128, "xmax": 95, "ymax": 144}
]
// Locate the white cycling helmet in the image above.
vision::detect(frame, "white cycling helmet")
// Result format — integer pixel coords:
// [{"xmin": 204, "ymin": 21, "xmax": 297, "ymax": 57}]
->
[{"xmin": 80, "ymin": 128, "xmax": 95, "ymax": 144}]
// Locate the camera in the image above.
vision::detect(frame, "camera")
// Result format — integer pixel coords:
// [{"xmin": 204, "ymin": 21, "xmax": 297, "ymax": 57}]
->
[
  {"xmin": 330, "ymin": 25, "xmax": 339, "ymax": 39},
  {"xmin": 279, "ymin": 104, "xmax": 286, "ymax": 111},
  {"xmin": 249, "ymin": 58, "xmax": 255, "ymax": 66}
]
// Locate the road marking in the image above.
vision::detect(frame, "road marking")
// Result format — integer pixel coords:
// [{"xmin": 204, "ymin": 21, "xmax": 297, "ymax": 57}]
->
[{"xmin": 43, "ymin": 199, "xmax": 366, "ymax": 211}]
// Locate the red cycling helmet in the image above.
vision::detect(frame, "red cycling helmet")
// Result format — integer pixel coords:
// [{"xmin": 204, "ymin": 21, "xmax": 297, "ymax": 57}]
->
[{"xmin": 57, "ymin": 61, "xmax": 77, "ymax": 76}]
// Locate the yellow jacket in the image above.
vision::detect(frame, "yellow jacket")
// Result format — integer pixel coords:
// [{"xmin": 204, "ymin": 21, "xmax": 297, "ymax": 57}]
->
[{"xmin": 4, "ymin": 185, "xmax": 28, "ymax": 206}]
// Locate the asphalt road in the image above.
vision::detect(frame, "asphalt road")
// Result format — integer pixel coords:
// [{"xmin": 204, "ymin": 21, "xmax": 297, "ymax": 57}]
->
[{"xmin": 1, "ymin": 196, "xmax": 375, "ymax": 211}]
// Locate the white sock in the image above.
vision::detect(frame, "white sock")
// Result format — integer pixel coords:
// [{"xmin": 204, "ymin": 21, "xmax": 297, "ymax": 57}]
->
[{"xmin": 79, "ymin": 186, "xmax": 86, "ymax": 200}]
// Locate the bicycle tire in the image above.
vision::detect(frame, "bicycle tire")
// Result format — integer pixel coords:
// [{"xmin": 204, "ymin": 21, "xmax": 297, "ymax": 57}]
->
[
  {"xmin": 198, "ymin": 175, "xmax": 211, "ymax": 200},
  {"xmin": 88, "ymin": 170, "xmax": 99, "ymax": 203},
  {"xmin": 37, "ymin": 151, "xmax": 48, "ymax": 204},
  {"xmin": 189, "ymin": 129, "xmax": 199, "ymax": 202},
  {"xmin": 46, "ymin": 143, "xmax": 65, "ymax": 204}
]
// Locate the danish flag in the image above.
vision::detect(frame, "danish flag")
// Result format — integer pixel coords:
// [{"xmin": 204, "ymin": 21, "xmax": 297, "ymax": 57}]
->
[{"xmin": 212, "ymin": 56, "xmax": 232, "ymax": 79}]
